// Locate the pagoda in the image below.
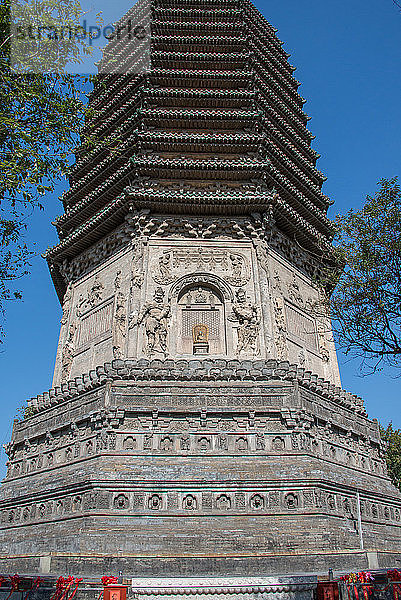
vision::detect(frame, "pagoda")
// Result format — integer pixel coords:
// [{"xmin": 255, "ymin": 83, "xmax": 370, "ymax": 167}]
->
[{"xmin": 1, "ymin": 0, "xmax": 400, "ymax": 579}]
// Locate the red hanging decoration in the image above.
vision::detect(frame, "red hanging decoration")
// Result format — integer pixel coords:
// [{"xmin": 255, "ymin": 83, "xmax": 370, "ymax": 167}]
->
[
  {"xmin": 0, "ymin": 577, "xmax": 8, "ymax": 590},
  {"xmin": 101, "ymin": 577, "xmax": 118, "ymax": 587},
  {"xmin": 339, "ymin": 571, "xmax": 374, "ymax": 600},
  {"xmin": 96, "ymin": 576, "xmax": 119, "ymax": 600},
  {"xmin": 49, "ymin": 576, "xmax": 82, "ymax": 600},
  {"xmin": 4, "ymin": 574, "xmax": 21, "ymax": 600},
  {"xmin": 66, "ymin": 578, "xmax": 82, "ymax": 600},
  {"xmin": 387, "ymin": 570, "xmax": 401, "ymax": 600},
  {"xmin": 23, "ymin": 576, "xmax": 42, "ymax": 600},
  {"xmin": 102, "ymin": 577, "xmax": 118, "ymax": 587},
  {"xmin": 58, "ymin": 576, "xmax": 75, "ymax": 600}
]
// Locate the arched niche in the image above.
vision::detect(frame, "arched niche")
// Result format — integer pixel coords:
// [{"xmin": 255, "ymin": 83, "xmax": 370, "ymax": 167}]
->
[
  {"xmin": 168, "ymin": 272, "xmax": 234, "ymax": 303},
  {"xmin": 169, "ymin": 273, "xmax": 233, "ymax": 356}
]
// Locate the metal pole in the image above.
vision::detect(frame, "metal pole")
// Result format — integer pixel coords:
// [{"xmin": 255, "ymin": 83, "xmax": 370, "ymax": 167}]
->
[{"xmin": 356, "ymin": 490, "xmax": 364, "ymax": 550}]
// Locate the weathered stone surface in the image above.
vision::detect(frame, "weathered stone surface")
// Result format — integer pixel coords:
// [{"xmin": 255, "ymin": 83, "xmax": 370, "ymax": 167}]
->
[
  {"xmin": 1, "ymin": 365, "xmax": 400, "ymax": 575},
  {"xmin": 1, "ymin": 0, "xmax": 401, "ymax": 580}
]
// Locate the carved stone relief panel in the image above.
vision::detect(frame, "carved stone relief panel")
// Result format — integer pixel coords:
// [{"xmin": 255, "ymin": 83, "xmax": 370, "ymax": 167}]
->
[
  {"xmin": 250, "ymin": 494, "xmax": 265, "ymax": 510},
  {"xmin": 317, "ymin": 323, "xmax": 330, "ymax": 362},
  {"xmin": 177, "ymin": 285, "xmax": 225, "ymax": 355},
  {"xmin": 285, "ymin": 302, "xmax": 318, "ymax": 354},
  {"xmin": 61, "ymin": 323, "xmax": 77, "ymax": 382},
  {"xmin": 273, "ymin": 296, "xmax": 288, "ymax": 360},
  {"xmin": 5, "ymin": 488, "xmax": 401, "ymax": 524},
  {"xmin": 112, "ymin": 286, "xmax": 127, "ymax": 360},
  {"xmin": 114, "ymin": 494, "xmax": 129, "ymax": 510},
  {"xmin": 131, "ymin": 238, "xmax": 145, "ymax": 289},
  {"xmin": 2, "ymin": 430, "xmax": 228, "ymax": 468},
  {"xmin": 148, "ymin": 494, "xmax": 163, "ymax": 510},
  {"xmin": 151, "ymin": 248, "xmax": 251, "ymax": 287},
  {"xmin": 182, "ymin": 494, "xmax": 197, "ymax": 510},
  {"xmin": 266, "ymin": 251, "xmax": 341, "ymax": 386},
  {"xmin": 77, "ymin": 301, "xmax": 113, "ymax": 349},
  {"xmin": 285, "ymin": 493, "xmax": 299, "ymax": 510},
  {"xmin": 202, "ymin": 493, "xmax": 213, "ymax": 509},
  {"xmin": 131, "ymin": 288, "xmax": 170, "ymax": 358},
  {"xmin": 60, "ymin": 282, "xmax": 73, "ymax": 326},
  {"xmin": 216, "ymin": 494, "xmax": 231, "ymax": 510},
  {"xmin": 55, "ymin": 248, "xmax": 133, "ymax": 385},
  {"xmin": 142, "ymin": 239, "xmax": 259, "ymax": 360},
  {"xmin": 60, "ymin": 223, "xmax": 131, "ymax": 282},
  {"xmin": 231, "ymin": 288, "xmax": 260, "ymax": 357}
]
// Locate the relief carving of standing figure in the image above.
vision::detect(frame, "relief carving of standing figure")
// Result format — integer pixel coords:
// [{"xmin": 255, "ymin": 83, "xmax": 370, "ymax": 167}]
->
[
  {"xmin": 232, "ymin": 288, "xmax": 260, "ymax": 356},
  {"xmin": 88, "ymin": 274, "xmax": 104, "ymax": 308},
  {"xmin": 61, "ymin": 323, "xmax": 76, "ymax": 381},
  {"xmin": 133, "ymin": 288, "xmax": 170, "ymax": 357},
  {"xmin": 229, "ymin": 254, "xmax": 243, "ymax": 279},
  {"xmin": 159, "ymin": 253, "xmax": 172, "ymax": 280},
  {"xmin": 317, "ymin": 323, "xmax": 330, "ymax": 362},
  {"xmin": 60, "ymin": 283, "xmax": 73, "ymax": 326},
  {"xmin": 273, "ymin": 295, "xmax": 288, "ymax": 359},
  {"xmin": 113, "ymin": 292, "xmax": 127, "ymax": 359}
]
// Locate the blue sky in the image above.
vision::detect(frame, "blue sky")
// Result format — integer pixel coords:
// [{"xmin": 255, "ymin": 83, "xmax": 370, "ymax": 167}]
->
[{"xmin": 1, "ymin": 0, "xmax": 400, "ymax": 478}]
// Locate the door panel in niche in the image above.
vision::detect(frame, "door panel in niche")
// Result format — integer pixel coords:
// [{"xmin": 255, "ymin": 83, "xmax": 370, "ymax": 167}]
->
[{"xmin": 177, "ymin": 285, "xmax": 226, "ymax": 355}]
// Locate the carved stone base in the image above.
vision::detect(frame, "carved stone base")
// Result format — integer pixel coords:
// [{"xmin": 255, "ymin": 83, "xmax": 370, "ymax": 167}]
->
[
  {"xmin": 1, "ymin": 359, "xmax": 400, "ymax": 578},
  {"xmin": 193, "ymin": 341, "xmax": 209, "ymax": 354},
  {"xmin": 0, "ymin": 552, "xmax": 400, "ymax": 579}
]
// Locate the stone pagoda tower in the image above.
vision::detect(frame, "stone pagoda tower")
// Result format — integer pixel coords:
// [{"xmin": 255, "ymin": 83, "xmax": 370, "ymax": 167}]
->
[{"xmin": 1, "ymin": 0, "xmax": 400, "ymax": 579}]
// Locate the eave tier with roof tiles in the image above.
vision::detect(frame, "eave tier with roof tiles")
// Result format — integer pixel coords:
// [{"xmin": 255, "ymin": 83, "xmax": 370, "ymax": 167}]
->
[
  {"xmin": 46, "ymin": 186, "xmax": 333, "ymax": 264},
  {"xmin": 67, "ymin": 129, "xmax": 322, "ymax": 198},
  {"xmin": 55, "ymin": 165, "xmax": 333, "ymax": 243},
  {"xmin": 69, "ymin": 83, "xmax": 321, "ymax": 196},
  {"xmin": 82, "ymin": 39, "xmax": 311, "ymax": 145},
  {"xmin": 81, "ymin": 3, "xmax": 311, "ymax": 141},
  {"xmin": 68, "ymin": 84, "xmax": 318, "ymax": 196},
  {"xmin": 59, "ymin": 129, "xmax": 330, "ymax": 233},
  {"xmin": 61, "ymin": 105, "xmax": 328, "ymax": 223},
  {"xmin": 145, "ymin": 49, "xmax": 304, "ymax": 118},
  {"xmin": 64, "ymin": 131, "xmax": 260, "ymax": 206},
  {"xmin": 49, "ymin": 0, "xmax": 335, "ymax": 279},
  {"xmin": 66, "ymin": 49, "xmax": 317, "ymax": 191},
  {"xmin": 65, "ymin": 81, "xmax": 322, "ymax": 203},
  {"xmin": 55, "ymin": 168, "xmax": 329, "ymax": 242}
]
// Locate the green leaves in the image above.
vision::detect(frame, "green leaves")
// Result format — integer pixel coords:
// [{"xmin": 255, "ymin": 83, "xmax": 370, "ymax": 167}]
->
[
  {"xmin": 325, "ymin": 178, "xmax": 401, "ymax": 374},
  {"xmin": 8, "ymin": 0, "xmax": 98, "ymax": 73},
  {"xmin": 0, "ymin": 0, "xmax": 98, "ymax": 340},
  {"xmin": 380, "ymin": 422, "xmax": 401, "ymax": 489}
]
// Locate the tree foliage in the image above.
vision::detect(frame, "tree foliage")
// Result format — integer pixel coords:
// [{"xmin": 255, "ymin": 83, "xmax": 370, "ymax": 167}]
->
[
  {"xmin": 0, "ymin": 0, "xmax": 97, "ymax": 337},
  {"xmin": 326, "ymin": 178, "xmax": 401, "ymax": 374},
  {"xmin": 380, "ymin": 422, "xmax": 401, "ymax": 490}
]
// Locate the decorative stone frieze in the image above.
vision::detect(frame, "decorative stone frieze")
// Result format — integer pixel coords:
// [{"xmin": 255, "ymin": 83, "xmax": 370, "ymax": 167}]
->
[{"xmin": 2, "ymin": 0, "xmax": 401, "ymax": 578}]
